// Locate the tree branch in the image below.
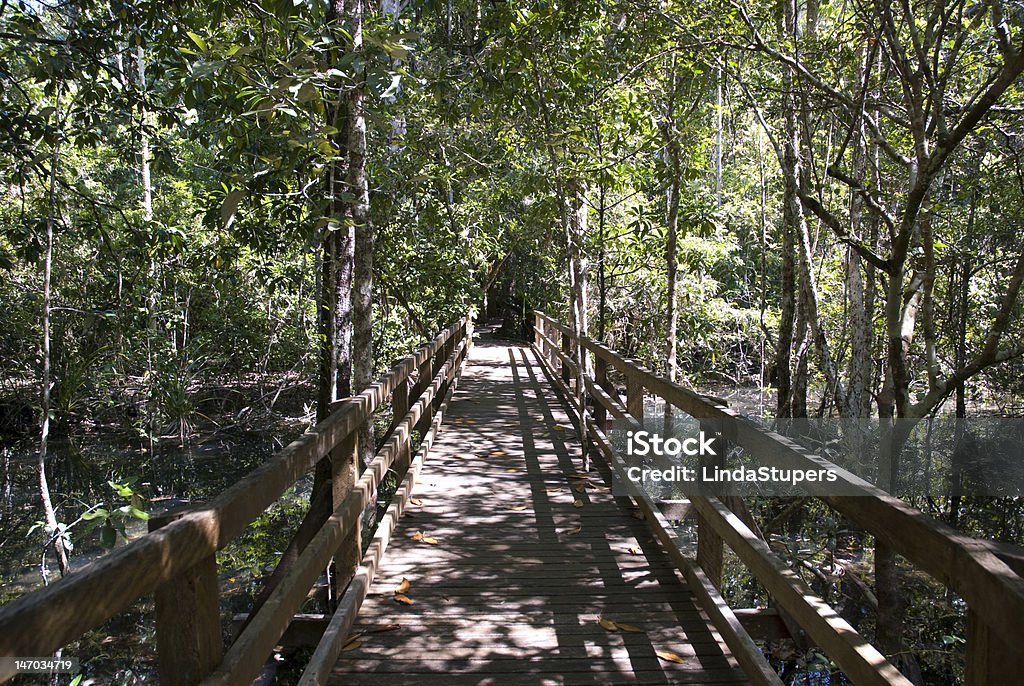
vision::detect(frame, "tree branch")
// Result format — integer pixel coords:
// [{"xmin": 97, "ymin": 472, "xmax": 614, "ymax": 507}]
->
[{"xmin": 797, "ymin": 191, "xmax": 891, "ymax": 272}]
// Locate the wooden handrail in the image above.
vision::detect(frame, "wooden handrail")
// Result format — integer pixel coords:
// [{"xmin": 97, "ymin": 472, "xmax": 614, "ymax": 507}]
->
[
  {"xmin": 204, "ymin": 334, "xmax": 471, "ymax": 686},
  {"xmin": 0, "ymin": 315, "xmax": 472, "ymax": 684},
  {"xmin": 533, "ymin": 310, "xmax": 1024, "ymax": 686}
]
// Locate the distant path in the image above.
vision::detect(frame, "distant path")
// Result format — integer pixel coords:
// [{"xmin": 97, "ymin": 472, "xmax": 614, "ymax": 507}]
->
[{"xmin": 329, "ymin": 340, "xmax": 748, "ymax": 685}]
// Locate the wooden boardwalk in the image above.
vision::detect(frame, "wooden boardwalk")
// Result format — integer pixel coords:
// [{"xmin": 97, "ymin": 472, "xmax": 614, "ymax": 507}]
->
[{"xmin": 330, "ymin": 341, "xmax": 748, "ymax": 685}]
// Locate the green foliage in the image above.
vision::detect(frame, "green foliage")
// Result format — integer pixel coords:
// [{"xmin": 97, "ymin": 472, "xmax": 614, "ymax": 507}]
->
[{"xmin": 79, "ymin": 479, "xmax": 150, "ymax": 548}]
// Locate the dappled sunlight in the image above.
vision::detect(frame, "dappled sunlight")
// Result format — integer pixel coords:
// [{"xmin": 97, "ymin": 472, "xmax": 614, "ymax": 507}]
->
[{"xmin": 330, "ymin": 339, "xmax": 746, "ymax": 684}]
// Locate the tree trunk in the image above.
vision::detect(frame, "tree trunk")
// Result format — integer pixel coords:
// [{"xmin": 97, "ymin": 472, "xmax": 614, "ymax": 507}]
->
[
  {"xmin": 39, "ymin": 132, "xmax": 70, "ymax": 580},
  {"xmin": 662, "ymin": 68, "xmax": 682, "ymax": 434},
  {"xmin": 349, "ymin": 0, "xmax": 375, "ymax": 471}
]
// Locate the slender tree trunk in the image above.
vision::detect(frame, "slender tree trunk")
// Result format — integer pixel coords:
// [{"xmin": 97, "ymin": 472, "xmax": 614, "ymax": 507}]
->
[
  {"xmin": 662, "ymin": 73, "xmax": 682, "ymax": 434},
  {"xmin": 349, "ymin": 0, "xmax": 375, "ymax": 471},
  {"xmin": 568, "ymin": 182, "xmax": 589, "ymax": 471},
  {"xmin": 844, "ymin": 99, "xmax": 869, "ymax": 419},
  {"xmin": 39, "ymin": 134, "xmax": 70, "ymax": 580},
  {"xmin": 529, "ymin": 51, "xmax": 588, "ymax": 469},
  {"xmin": 714, "ymin": 68, "xmax": 723, "ymax": 208}
]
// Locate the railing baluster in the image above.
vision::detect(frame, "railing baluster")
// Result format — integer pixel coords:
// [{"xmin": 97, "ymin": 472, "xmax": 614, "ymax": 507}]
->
[
  {"xmin": 389, "ymin": 375, "xmax": 410, "ymax": 437},
  {"xmin": 561, "ymin": 331, "xmax": 572, "ymax": 386},
  {"xmin": 150, "ymin": 511, "xmax": 223, "ymax": 686},
  {"xmin": 966, "ymin": 606, "xmax": 1024, "ymax": 684},
  {"xmin": 594, "ymin": 355, "xmax": 609, "ymax": 431},
  {"xmin": 331, "ymin": 432, "xmax": 360, "ymax": 602},
  {"xmin": 625, "ymin": 373, "xmax": 643, "ymax": 420},
  {"xmin": 697, "ymin": 419, "xmax": 726, "ymax": 590},
  {"xmin": 414, "ymin": 350, "xmax": 434, "ymax": 439}
]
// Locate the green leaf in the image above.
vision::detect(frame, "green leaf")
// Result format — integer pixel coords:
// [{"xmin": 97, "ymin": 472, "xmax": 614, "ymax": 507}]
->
[
  {"xmin": 100, "ymin": 522, "xmax": 117, "ymax": 548},
  {"xmin": 186, "ymin": 32, "xmax": 208, "ymax": 52},
  {"xmin": 221, "ymin": 190, "xmax": 246, "ymax": 229},
  {"xmin": 109, "ymin": 481, "xmax": 134, "ymax": 498}
]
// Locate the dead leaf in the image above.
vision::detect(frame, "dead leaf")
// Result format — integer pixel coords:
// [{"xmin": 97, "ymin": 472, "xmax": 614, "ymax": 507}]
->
[
  {"xmin": 342, "ymin": 638, "xmax": 362, "ymax": 652},
  {"xmin": 422, "ymin": 536, "xmax": 439, "ymax": 545},
  {"xmin": 393, "ymin": 594, "xmax": 414, "ymax": 605},
  {"xmin": 489, "ymin": 450, "xmax": 507, "ymax": 456},
  {"xmin": 656, "ymin": 650, "xmax": 685, "ymax": 664},
  {"xmin": 599, "ymin": 616, "xmax": 645, "ymax": 633},
  {"xmin": 567, "ymin": 526, "xmax": 583, "ymax": 536},
  {"xmin": 412, "ymin": 531, "xmax": 424, "ymax": 541},
  {"xmin": 615, "ymin": 621, "xmax": 644, "ymax": 633},
  {"xmin": 394, "ymin": 578, "xmax": 410, "ymax": 594},
  {"xmin": 505, "ymin": 468, "xmax": 520, "ymax": 473},
  {"xmin": 362, "ymin": 623, "xmax": 401, "ymax": 634},
  {"xmin": 628, "ymin": 546, "xmax": 641, "ymax": 555},
  {"xmin": 545, "ymin": 487, "xmax": 562, "ymax": 493},
  {"xmin": 410, "ymin": 498, "xmax": 423, "ymax": 506},
  {"xmin": 573, "ymin": 499, "xmax": 584, "ymax": 508},
  {"xmin": 509, "ymin": 504, "xmax": 528, "ymax": 511}
]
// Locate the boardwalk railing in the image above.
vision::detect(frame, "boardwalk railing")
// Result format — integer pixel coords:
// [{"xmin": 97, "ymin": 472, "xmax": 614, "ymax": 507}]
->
[
  {"xmin": 534, "ymin": 311, "xmax": 1024, "ymax": 686},
  {"xmin": 0, "ymin": 315, "xmax": 472, "ymax": 686}
]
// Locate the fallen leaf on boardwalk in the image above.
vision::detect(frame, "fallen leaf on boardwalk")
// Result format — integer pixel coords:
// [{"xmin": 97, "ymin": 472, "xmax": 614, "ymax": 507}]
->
[
  {"xmin": 628, "ymin": 546, "xmax": 641, "ymax": 555},
  {"xmin": 505, "ymin": 468, "xmax": 520, "ymax": 473},
  {"xmin": 394, "ymin": 578, "xmax": 410, "ymax": 594},
  {"xmin": 598, "ymin": 616, "xmax": 645, "ymax": 633},
  {"xmin": 412, "ymin": 531, "xmax": 424, "ymax": 541},
  {"xmin": 393, "ymin": 594, "xmax": 414, "ymax": 605},
  {"xmin": 422, "ymin": 536, "xmax": 439, "ymax": 545},
  {"xmin": 545, "ymin": 487, "xmax": 562, "ymax": 493},
  {"xmin": 509, "ymin": 504, "xmax": 528, "ymax": 511},
  {"xmin": 342, "ymin": 638, "xmax": 362, "ymax": 652},
  {"xmin": 489, "ymin": 450, "xmax": 508, "ymax": 456},
  {"xmin": 568, "ymin": 473, "xmax": 590, "ymax": 480},
  {"xmin": 573, "ymin": 499, "xmax": 584, "ymax": 508},
  {"xmin": 567, "ymin": 526, "xmax": 583, "ymax": 536},
  {"xmin": 615, "ymin": 622, "xmax": 644, "ymax": 633},
  {"xmin": 362, "ymin": 624, "xmax": 401, "ymax": 634},
  {"xmin": 410, "ymin": 498, "xmax": 423, "ymax": 506},
  {"xmin": 656, "ymin": 650, "xmax": 685, "ymax": 664}
]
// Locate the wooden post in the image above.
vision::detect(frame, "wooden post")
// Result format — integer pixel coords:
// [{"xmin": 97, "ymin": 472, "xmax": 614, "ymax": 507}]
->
[
  {"xmin": 546, "ymin": 320, "xmax": 557, "ymax": 369},
  {"xmin": 697, "ymin": 420, "xmax": 726, "ymax": 590},
  {"xmin": 331, "ymin": 432, "xmax": 360, "ymax": 601},
  {"xmin": 414, "ymin": 353, "xmax": 434, "ymax": 438},
  {"xmin": 594, "ymin": 355, "xmax": 609, "ymax": 430},
  {"xmin": 966, "ymin": 608, "xmax": 1024, "ymax": 684},
  {"xmin": 435, "ymin": 332, "xmax": 454, "ymax": 413},
  {"xmin": 626, "ymin": 373, "xmax": 644, "ymax": 420},
  {"xmin": 389, "ymin": 375, "xmax": 410, "ymax": 437},
  {"xmin": 561, "ymin": 331, "xmax": 572, "ymax": 386},
  {"xmin": 150, "ymin": 510, "xmax": 222, "ymax": 686}
]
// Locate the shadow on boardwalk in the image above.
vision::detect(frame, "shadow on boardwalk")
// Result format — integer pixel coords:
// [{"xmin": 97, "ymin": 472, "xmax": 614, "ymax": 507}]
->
[{"xmin": 330, "ymin": 339, "xmax": 748, "ymax": 685}]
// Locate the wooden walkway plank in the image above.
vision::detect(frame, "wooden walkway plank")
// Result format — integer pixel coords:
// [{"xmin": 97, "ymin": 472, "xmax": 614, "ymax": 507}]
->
[{"xmin": 329, "ymin": 342, "xmax": 749, "ymax": 685}]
